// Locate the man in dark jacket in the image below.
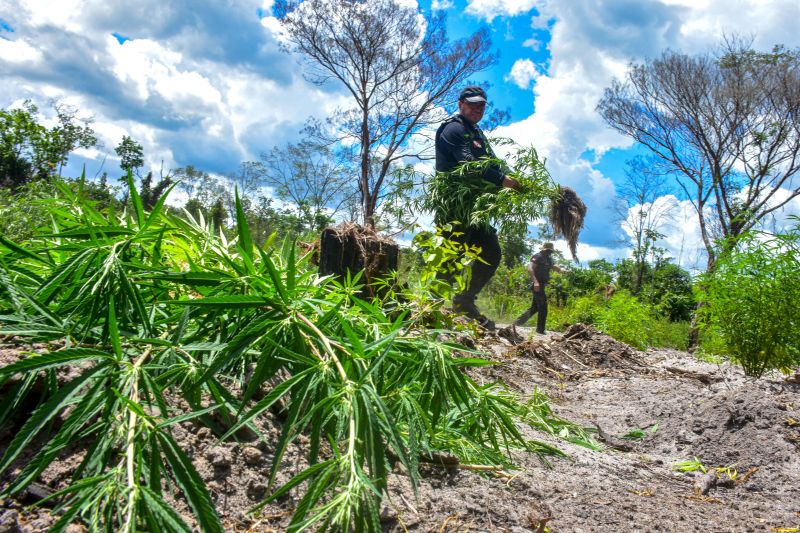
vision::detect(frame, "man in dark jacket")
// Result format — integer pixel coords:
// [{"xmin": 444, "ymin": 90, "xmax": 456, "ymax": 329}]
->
[
  {"xmin": 434, "ymin": 86, "xmax": 520, "ymax": 329},
  {"xmin": 514, "ymin": 242, "xmax": 563, "ymax": 334}
]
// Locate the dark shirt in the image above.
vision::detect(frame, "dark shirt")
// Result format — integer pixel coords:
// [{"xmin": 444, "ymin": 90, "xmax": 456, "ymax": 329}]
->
[
  {"xmin": 434, "ymin": 114, "xmax": 505, "ymax": 186},
  {"xmin": 531, "ymin": 250, "xmax": 555, "ymax": 284}
]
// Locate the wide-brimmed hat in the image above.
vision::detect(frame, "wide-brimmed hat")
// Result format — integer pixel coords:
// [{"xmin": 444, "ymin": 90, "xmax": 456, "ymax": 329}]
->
[
  {"xmin": 459, "ymin": 86, "xmax": 487, "ymax": 103},
  {"xmin": 540, "ymin": 242, "xmax": 554, "ymax": 251}
]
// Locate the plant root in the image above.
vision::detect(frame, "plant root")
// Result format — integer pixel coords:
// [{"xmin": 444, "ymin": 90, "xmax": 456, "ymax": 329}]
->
[{"xmin": 549, "ymin": 186, "xmax": 586, "ymax": 261}]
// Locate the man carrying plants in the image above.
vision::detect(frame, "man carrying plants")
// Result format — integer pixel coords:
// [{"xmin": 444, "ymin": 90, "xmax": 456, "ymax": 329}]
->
[
  {"xmin": 434, "ymin": 85, "xmax": 521, "ymax": 330},
  {"xmin": 514, "ymin": 241, "xmax": 563, "ymax": 334}
]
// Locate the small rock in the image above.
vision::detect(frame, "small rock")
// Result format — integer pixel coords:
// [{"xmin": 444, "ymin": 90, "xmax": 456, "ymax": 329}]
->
[
  {"xmin": 0, "ymin": 509, "xmax": 19, "ymax": 530},
  {"xmin": 379, "ymin": 504, "xmax": 397, "ymax": 523},
  {"xmin": 247, "ymin": 481, "xmax": 268, "ymax": 500},
  {"xmin": 196, "ymin": 427, "xmax": 212, "ymax": 440},
  {"xmin": 242, "ymin": 447, "xmax": 262, "ymax": 465},
  {"xmin": 206, "ymin": 446, "xmax": 231, "ymax": 468}
]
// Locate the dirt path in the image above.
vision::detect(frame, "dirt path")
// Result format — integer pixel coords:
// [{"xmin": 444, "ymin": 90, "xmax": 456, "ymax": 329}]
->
[
  {"xmin": 1, "ymin": 327, "xmax": 799, "ymax": 532},
  {"xmin": 381, "ymin": 325, "xmax": 800, "ymax": 532}
]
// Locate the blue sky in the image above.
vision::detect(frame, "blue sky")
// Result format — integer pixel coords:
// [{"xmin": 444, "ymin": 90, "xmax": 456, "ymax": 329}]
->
[{"xmin": 1, "ymin": 0, "xmax": 799, "ymax": 271}]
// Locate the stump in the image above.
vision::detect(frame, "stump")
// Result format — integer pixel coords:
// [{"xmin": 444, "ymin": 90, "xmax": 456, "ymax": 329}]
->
[{"xmin": 318, "ymin": 223, "xmax": 399, "ymax": 298}]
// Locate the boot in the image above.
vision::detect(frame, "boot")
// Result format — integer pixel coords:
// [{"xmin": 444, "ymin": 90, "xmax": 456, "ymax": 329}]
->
[{"xmin": 452, "ymin": 294, "xmax": 495, "ymax": 330}]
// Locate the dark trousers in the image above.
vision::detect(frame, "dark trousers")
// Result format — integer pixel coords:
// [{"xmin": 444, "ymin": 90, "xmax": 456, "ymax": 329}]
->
[
  {"xmin": 515, "ymin": 286, "xmax": 548, "ymax": 333},
  {"xmin": 441, "ymin": 225, "xmax": 502, "ymax": 301}
]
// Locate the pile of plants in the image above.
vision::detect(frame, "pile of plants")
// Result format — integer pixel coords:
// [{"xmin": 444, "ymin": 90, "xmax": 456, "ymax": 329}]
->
[
  {"xmin": 422, "ymin": 143, "xmax": 586, "ymax": 260},
  {"xmin": 0, "ymin": 176, "xmax": 593, "ymax": 531}
]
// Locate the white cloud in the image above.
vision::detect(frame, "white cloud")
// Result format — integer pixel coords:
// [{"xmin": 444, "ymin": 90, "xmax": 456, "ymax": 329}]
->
[
  {"xmin": 465, "ymin": 0, "xmax": 539, "ymax": 22},
  {"xmin": 505, "ymin": 58, "xmax": 540, "ymax": 89},
  {"xmin": 1, "ymin": 0, "xmax": 353, "ymax": 181},
  {"xmin": 566, "ymin": 241, "xmax": 628, "ymax": 266},
  {"xmin": 0, "ymin": 37, "xmax": 42, "ymax": 63},
  {"xmin": 479, "ymin": 0, "xmax": 800, "ymax": 255}
]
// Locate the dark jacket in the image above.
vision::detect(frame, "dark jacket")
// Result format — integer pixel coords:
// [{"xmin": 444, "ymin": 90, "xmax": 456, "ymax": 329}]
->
[
  {"xmin": 529, "ymin": 250, "xmax": 555, "ymax": 284},
  {"xmin": 435, "ymin": 114, "xmax": 505, "ymax": 186}
]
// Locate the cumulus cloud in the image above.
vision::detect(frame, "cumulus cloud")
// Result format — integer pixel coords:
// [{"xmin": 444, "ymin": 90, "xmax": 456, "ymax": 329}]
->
[
  {"xmin": 471, "ymin": 0, "xmax": 800, "ymax": 261},
  {"xmin": 505, "ymin": 58, "xmax": 541, "ymax": 89},
  {"xmin": 0, "ymin": 0, "xmax": 346, "ymax": 178},
  {"xmin": 465, "ymin": 0, "xmax": 539, "ymax": 22}
]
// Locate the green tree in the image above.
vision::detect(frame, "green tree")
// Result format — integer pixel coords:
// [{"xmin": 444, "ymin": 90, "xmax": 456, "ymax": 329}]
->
[
  {"xmin": 0, "ymin": 100, "xmax": 96, "ymax": 188},
  {"xmin": 498, "ymin": 230, "xmax": 533, "ymax": 268},
  {"xmin": 562, "ymin": 260, "xmax": 613, "ymax": 300},
  {"xmin": 115, "ymin": 135, "xmax": 144, "ymax": 177},
  {"xmin": 275, "ymin": 0, "xmax": 496, "ymax": 228}
]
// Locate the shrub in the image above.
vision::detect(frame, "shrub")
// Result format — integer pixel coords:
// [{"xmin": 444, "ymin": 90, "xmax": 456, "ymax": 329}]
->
[
  {"xmin": 698, "ymin": 228, "xmax": 800, "ymax": 377},
  {"xmin": 560, "ymin": 293, "xmax": 606, "ymax": 328},
  {"xmin": 648, "ymin": 319, "xmax": 691, "ymax": 351},
  {"xmin": 595, "ymin": 291, "xmax": 657, "ymax": 350}
]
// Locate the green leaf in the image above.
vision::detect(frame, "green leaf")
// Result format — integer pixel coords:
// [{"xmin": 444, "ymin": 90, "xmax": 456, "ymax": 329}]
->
[
  {"xmin": 139, "ymin": 486, "xmax": 194, "ymax": 533},
  {"xmin": 108, "ymin": 294, "xmax": 122, "ymax": 359},
  {"xmin": 127, "ymin": 169, "xmax": 146, "ymax": 228},
  {"xmin": 167, "ymin": 295, "xmax": 274, "ymax": 308},
  {"xmin": 111, "ymin": 388, "xmax": 149, "ymax": 418},
  {"xmin": 143, "ymin": 181, "xmax": 180, "ymax": 230},
  {"xmin": 44, "ymin": 226, "xmax": 136, "ymax": 238},
  {"xmin": 32, "ymin": 474, "xmax": 112, "ymax": 507},
  {"xmin": 235, "ymin": 188, "xmax": 254, "ymax": 263},
  {"xmin": 157, "ymin": 432, "xmax": 224, "ymax": 533},
  {"xmin": 260, "ymin": 253, "xmax": 288, "ymax": 304},
  {"xmin": 221, "ymin": 368, "xmax": 314, "ymax": 440},
  {"xmin": 157, "ymin": 404, "xmax": 222, "ymax": 428},
  {"xmin": 180, "ymin": 342, "xmax": 228, "ymax": 351},
  {"xmin": 0, "ymin": 349, "xmax": 112, "ymax": 378},
  {"xmin": 0, "ymin": 366, "xmax": 103, "ymax": 476},
  {"xmin": 268, "ymin": 458, "xmax": 336, "ymax": 502},
  {"xmin": 148, "ymin": 271, "xmax": 229, "ymax": 286},
  {"xmin": 0, "ymin": 234, "xmax": 52, "ymax": 265}
]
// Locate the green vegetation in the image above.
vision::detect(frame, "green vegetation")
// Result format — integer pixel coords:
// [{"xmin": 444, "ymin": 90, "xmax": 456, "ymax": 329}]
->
[
  {"xmin": 0, "ymin": 100, "xmax": 97, "ymax": 188},
  {"xmin": 479, "ymin": 255, "xmax": 694, "ymax": 351},
  {"xmin": 0, "ymin": 177, "xmax": 598, "ymax": 531},
  {"xmin": 698, "ymin": 224, "xmax": 800, "ymax": 377}
]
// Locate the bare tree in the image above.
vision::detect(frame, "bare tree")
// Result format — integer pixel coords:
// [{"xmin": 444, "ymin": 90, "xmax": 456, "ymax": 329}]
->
[
  {"xmin": 614, "ymin": 156, "xmax": 677, "ymax": 292},
  {"xmin": 598, "ymin": 37, "xmax": 800, "ymax": 271},
  {"xmin": 258, "ymin": 138, "xmax": 354, "ymax": 232},
  {"xmin": 274, "ymin": 0, "xmax": 496, "ymax": 228}
]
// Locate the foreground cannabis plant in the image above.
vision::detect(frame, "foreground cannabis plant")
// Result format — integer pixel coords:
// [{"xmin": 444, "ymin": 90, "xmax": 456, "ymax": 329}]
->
[{"xmin": 0, "ymin": 175, "xmax": 593, "ymax": 531}]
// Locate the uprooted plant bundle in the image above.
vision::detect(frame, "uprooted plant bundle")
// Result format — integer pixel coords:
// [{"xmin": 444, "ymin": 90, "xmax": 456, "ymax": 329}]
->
[
  {"xmin": 422, "ymin": 142, "xmax": 587, "ymax": 260},
  {"xmin": 0, "ymin": 174, "xmax": 596, "ymax": 532}
]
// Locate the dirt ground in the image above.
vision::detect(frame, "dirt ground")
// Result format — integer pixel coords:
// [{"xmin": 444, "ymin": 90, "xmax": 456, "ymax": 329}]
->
[{"xmin": 1, "ymin": 325, "xmax": 799, "ymax": 532}]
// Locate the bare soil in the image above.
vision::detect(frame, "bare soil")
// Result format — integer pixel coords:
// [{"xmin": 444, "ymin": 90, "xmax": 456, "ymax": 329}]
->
[{"xmin": 1, "ymin": 325, "xmax": 799, "ymax": 532}]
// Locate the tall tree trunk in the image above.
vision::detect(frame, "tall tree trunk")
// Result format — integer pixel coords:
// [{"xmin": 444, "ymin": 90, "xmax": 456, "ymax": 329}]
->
[
  {"xmin": 360, "ymin": 104, "xmax": 374, "ymax": 229},
  {"xmin": 687, "ymin": 253, "xmax": 716, "ymax": 352}
]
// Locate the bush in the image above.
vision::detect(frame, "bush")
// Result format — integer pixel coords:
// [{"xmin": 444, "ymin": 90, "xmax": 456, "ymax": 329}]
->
[
  {"xmin": 560, "ymin": 293, "xmax": 606, "ymax": 327},
  {"xmin": 595, "ymin": 291, "xmax": 658, "ymax": 350},
  {"xmin": 698, "ymin": 228, "xmax": 800, "ymax": 377},
  {"xmin": 648, "ymin": 319, "xmax": 691, "ymax": 351}
]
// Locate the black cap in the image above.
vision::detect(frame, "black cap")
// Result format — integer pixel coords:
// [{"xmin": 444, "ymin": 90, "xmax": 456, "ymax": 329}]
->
[{"xmin": 459, "ymin": 86, "xmax": 487, "ymax": 103}]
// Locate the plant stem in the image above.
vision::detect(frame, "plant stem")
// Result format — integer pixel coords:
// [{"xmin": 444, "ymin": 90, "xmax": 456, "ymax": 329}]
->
[{"xmin": 122, "ymin": 345, "xmax": 153, "ymax": 533}]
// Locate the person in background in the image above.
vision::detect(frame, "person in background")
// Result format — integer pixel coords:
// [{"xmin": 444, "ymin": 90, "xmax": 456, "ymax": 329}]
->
[
  {"xmin": 434, "ymin": 85, "xmax": 520, "ymax": 330},
  {"xmin": 514, "ymin": 242, "xmax": 563, "ymax": 334}
]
